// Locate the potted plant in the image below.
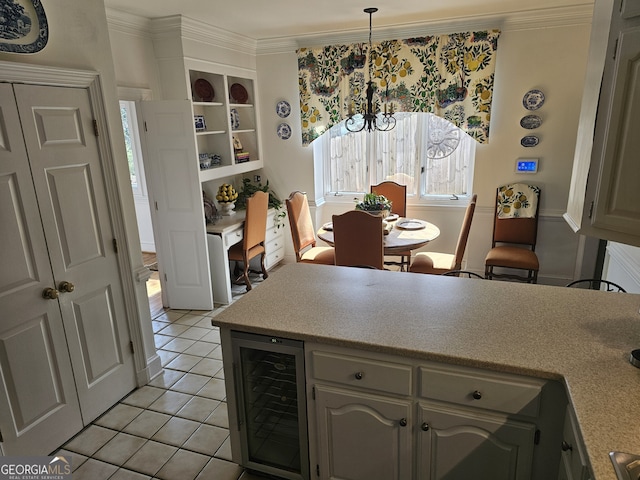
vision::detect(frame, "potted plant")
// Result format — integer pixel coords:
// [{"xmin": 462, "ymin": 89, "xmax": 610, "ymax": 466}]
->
[
  {"xmin": 235, "ymin": 178, "xmax": 286, "ymax": 229},
  {"xmin": 355, "ymin": 193, "xmax": 393, "ymax": 217}
]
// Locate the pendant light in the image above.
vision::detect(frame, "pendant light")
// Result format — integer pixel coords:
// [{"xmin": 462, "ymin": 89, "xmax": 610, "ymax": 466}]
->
[{"xmin": 345, "ymin": 7, "xmax": 396, "ymax": 133}]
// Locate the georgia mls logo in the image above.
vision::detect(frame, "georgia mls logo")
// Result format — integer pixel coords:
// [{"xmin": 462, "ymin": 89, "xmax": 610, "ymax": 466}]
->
[{"xmin": 0, "ymin": 455, "xmax": 72, "ymax": 480}]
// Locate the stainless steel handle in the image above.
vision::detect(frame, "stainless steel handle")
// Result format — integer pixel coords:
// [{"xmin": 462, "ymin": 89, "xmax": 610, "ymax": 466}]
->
[
  {"xmin": 472, "ymin": 390, "xmax": 482, "ymax": 400},
  {"xmin": 355, "ymin": 372, "xmax": 363, "ymax": 380},
  {"xmin": 421, "ymin": 422, "xmax": 430, "ymax": 431}
]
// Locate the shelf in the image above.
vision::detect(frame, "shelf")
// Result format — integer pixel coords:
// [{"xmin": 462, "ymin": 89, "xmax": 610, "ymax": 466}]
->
[
  {"xmin": 199, "ymin": 158, "xmax": 264, "ymax": 183},
  {"xmin": 188, "ymin": 66, "xmax": 262, "ymax": 183},
  {"xmin": 193, "ymin": 101, "xmax": 224, "ymax": 107},
  {"xmin": 196, "ymin": 130, "xmax": 227, "ymax": 136}
]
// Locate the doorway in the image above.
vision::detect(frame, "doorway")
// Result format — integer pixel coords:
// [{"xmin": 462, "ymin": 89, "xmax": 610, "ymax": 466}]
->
[{"xmin": 119, "ymin": 99, "xmax": 163, "ymax": 313}]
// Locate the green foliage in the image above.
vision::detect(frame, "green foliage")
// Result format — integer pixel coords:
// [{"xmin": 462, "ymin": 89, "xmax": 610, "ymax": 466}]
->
[
  {"xmin": 355, "ymin": 193, "xmax": 392, "ymax": 212},
  {"xmin": 235, "ymin": 178, "xmax": 286, "ymax": 228}
]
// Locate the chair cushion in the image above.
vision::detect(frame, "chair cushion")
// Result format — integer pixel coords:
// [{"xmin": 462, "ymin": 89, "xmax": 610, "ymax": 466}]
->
[
  {"xmin": 300, "ymin": 246, "xmax": 335, "ymax": 265},
  {"xmin": 228, "ymin": 240, "xmax": 265, "ymax": 262},
  {"xmin": 485, "ymin": 246, "xmax": 539, "ymax": 270},
  {"xmin": 409, "ymin": 252, "xmax": 455, "ymax": 274}
]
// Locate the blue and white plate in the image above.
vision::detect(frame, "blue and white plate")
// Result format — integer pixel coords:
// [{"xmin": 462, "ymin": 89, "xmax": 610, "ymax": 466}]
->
[
  {"xmin": 521, "ymin": 135, "xmax": 539, "ymax": 147},
  {"xmin": 276, "ymin": 100, "xmax": 291, "ymax": 118},
  {"xmin": 520, "ymin": 114, "xmax": 542, "ymax": 129},
  {"xmin": 277, "ymin": 123, "xmax": 292, "ymax": 140},
  {"xmin": 230, "ymin": 109, "xmax": 240, "ymax": 130},
  {"xmin": 522, "ymin": 89, "xmax": 545, "ymax": 110}
]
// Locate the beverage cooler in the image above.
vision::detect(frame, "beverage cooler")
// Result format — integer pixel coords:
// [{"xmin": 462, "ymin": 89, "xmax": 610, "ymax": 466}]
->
[{"xmin": 230, "ymin": 331, "xmax": 309, "ymax": 480}]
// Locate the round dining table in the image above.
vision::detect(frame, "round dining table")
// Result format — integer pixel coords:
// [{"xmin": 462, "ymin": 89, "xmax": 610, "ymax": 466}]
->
[{"xmin": 317, "ymin": 217, "xmax": 440, "ymax": 255}]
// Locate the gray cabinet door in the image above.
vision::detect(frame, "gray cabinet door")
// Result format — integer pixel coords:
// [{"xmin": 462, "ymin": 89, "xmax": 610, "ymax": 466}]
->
[
  {"xmin": 314, "ymin": 385, "xmax": 412, "ymax": 480},
  {"xmin": 417, "ymin": 402, "xmax": 536, "ymax": 480}
]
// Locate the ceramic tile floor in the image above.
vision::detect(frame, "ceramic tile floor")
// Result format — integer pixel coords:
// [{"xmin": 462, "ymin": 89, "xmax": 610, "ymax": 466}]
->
[{"xmin": 54, "ymin": 273, "xmax": 268, "ymax": 480}]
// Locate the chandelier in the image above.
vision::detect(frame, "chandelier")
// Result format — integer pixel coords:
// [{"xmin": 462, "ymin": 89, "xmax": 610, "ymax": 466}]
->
[{"xmin": 345, "ymin": 7, "xmax": 396, "ymax": 133}]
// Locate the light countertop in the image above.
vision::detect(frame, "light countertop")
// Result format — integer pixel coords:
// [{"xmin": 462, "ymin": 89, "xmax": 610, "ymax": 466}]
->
[{"xmin": 211, "ymin": 263, "xmax": 640, "ymax": 480}]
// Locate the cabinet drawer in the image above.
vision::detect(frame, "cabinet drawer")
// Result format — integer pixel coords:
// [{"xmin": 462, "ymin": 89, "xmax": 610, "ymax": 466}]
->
[
  {"xmin": 311, "ymin": 351, "xmax": 412, "ymax": 396},
  {"xmin": 265, "ymin": 236, "xmax": 284, "ymax": 254},
  {"xmin": 223, "ymin": 227, "xmax": 243, "ymax": 249},
  {"xmin": 419, "ymin": 365, "xmax": 542, "ymax": 417},
  {"xmin": 265, "ymin": 225, "xmax": 282, "ymax": 243},
  {"xmin": 265, "ymin": 246, "xmax": 284, "ymax": 270}
]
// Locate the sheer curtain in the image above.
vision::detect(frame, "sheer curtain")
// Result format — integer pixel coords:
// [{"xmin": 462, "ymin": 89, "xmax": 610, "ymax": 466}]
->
[{"xmin": 321, "ymin": 113, "xmax": 475, "ymax": 198}]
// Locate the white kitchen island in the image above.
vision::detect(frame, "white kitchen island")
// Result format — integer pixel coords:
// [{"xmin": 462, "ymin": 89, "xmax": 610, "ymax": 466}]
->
[{"xmin": 211, "ymin": 263, "xmax": 640, "ymax": 480}]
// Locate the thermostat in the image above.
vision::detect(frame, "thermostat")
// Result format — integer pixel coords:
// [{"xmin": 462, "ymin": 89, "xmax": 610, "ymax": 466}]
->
[{"xmin": 516, "ymin": 158, "xmax": 538, "ymax": 173}]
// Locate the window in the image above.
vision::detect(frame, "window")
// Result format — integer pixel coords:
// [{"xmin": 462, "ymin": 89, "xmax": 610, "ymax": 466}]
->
[
  {"xmin": 315, "ymin": 112, "xmax": 476, "ymax": 200},
  {"xmin": 119, "ymin": 100, "xmax": 146, "ymax": 197}
]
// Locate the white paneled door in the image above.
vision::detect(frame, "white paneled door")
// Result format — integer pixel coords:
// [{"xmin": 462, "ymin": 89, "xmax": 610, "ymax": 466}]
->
[
  {"xmin": 138, "ymin": 101, "xmax": 213, "ymax": 310},
  {"xmin": 0, "ymin": 83, "xmax": 136, "ymax": 455}
]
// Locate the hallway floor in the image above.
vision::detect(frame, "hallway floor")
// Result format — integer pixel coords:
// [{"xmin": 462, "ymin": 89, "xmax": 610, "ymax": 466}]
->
[{"xmin": 53, "ymin": 268, "xmax": 270, "ymax": 480}]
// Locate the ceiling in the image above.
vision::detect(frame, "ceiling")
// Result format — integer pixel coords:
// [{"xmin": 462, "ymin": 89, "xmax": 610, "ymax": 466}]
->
[{"xmin": 103, "ymin": 0, "xmax": 594, "ymax": 42}]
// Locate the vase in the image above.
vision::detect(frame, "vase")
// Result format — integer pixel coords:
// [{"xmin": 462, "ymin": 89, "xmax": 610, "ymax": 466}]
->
[
  {"xmin": 220, "ymin": 202, "xmax": 236, "ymax": 216},
  {"xmin": 362, "ymin": 209, "xmax": 390, "ymax": 218}
]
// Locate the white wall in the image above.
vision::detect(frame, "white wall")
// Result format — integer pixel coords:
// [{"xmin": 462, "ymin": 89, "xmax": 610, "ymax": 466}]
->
[{"xmin": 603, "ymin": 243, "xmax": 640, "ymax": 294}]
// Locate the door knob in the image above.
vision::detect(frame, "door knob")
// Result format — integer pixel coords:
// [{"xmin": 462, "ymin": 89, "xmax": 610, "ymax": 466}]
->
[
  {"xmin": 421, "ymin": 422, "xmax": 430, "ymax": 431},
  {"xmin": 42, "ymin": 288, "xmax": 59, "ymax": 300},
  {"xmin": 399, "ymin": 418, "xmax": 407, "ymax": 427},
  {"xmin": 59, "ymin": 281, "xmax": 75, "ymax": 293}
]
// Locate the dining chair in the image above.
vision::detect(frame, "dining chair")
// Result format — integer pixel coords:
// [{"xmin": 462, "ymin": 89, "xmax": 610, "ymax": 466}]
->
[
  {"xmin": 285, "ymin": 191, "xmax": 335, "ymax": 265},
  {"xmin": 371, "ymin": 181, "xmax": 409, "ymax": 270},
  {"xmin": 228, "ymin": 190, "xmax": 269, "ymax": 291},
  {"xmin": 409, "ymin": 194, "xmax": 477, "ymax": 275},
  {"xmin": 332, "ymin": 210, "xmax": 384, "ymax": 270},
  {"xmin": 484, "ymin": 184, "xmax": 540, "ymax": 283},
  {"xmin": 566, "ymin": 279, "xmax": 626, "ymax": 292}
]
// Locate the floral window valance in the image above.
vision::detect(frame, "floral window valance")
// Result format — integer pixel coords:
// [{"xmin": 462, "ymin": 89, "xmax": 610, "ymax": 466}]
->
[{"xmin": 297, "ymin": 29, "xmax": 500, "ymax": 146}]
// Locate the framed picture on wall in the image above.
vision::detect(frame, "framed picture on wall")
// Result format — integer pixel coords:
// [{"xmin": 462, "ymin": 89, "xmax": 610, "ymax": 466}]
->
[{"xmin": 0, "ymin": 0, "xmax": 49, "ymax": 54}]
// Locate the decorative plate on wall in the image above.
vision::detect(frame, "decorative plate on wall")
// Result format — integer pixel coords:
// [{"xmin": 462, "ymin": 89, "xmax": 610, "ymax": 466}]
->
[
  {"xmin": 277, "ymin": 123, "xmax": 292, "ymax": 140},
  {"xmin": 522, "ymin": 89, "xmax": 545, "ymax": 110},
  {"xmin": 276, "ymin": 100, "xmax": 291, "ymax": 118},
  {"xmin": 230, "ymin": 83, "xmax": 249, "ymax": 104},
  {"xmin": 0, "ymin": 0, "xmax": 49, "ymax": 53},
  {"xmin": 521, "ymin": 135, "xmax": 540, "ymax": 147},
  {"xmin": 520, "ymin": 115, "xmax": 542, "ymax": 129}
]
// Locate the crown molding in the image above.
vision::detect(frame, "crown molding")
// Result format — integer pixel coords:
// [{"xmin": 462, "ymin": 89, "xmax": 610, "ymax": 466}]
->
[
  {"xmin": 258, "ymin": 4, "xmax": 594, "ymax": 54},
  {"xmin": 106, "ymin": 8, "xmax": 153, "ymax": 37},
  {"xmin": 106, "ymin": 4, "xmax": 593, "ymax": 56},
  {"xmin": 148, "ymin": 15, "xmax": 257, "ymax": 56}
]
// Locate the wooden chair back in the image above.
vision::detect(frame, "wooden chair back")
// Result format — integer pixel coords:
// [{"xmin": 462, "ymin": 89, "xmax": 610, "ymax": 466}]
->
[
  {"xmin": 244, "ymin": 190, "xmax": 269, "ymax": 251},
  {"xmin": 286, "ymin": 191, "xmax": 316, "ymax": 260},
  {"xmin": 491, "ymin": 186, "xmax": 540, "ymax": 250},
  {"xmin": 371, "ymin": 181, "xmax": 406, "ymax": 217},
  {"xmin": 332, "ymin": 210, "xmax": 384, "ymax": 269},
  {"xmin": 566, "ymin": 279, "xmax": 626, "ymax": 292},
  {"xmin": 452, "ymin": 194, "xmax": 477, "ymax": 270}
]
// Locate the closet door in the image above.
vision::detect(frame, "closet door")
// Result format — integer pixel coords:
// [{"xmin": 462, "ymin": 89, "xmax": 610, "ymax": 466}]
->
[
  {"xmin": 0, "ymin": 83, "xmax": 83, "ymax": 455},
  {"xmin": 14, "ymin": 84, "xmax": 137, "ymax": 424},
  {"xmin": 0, "ymin": 83, "xmax": 137, "ymax": 454}
]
